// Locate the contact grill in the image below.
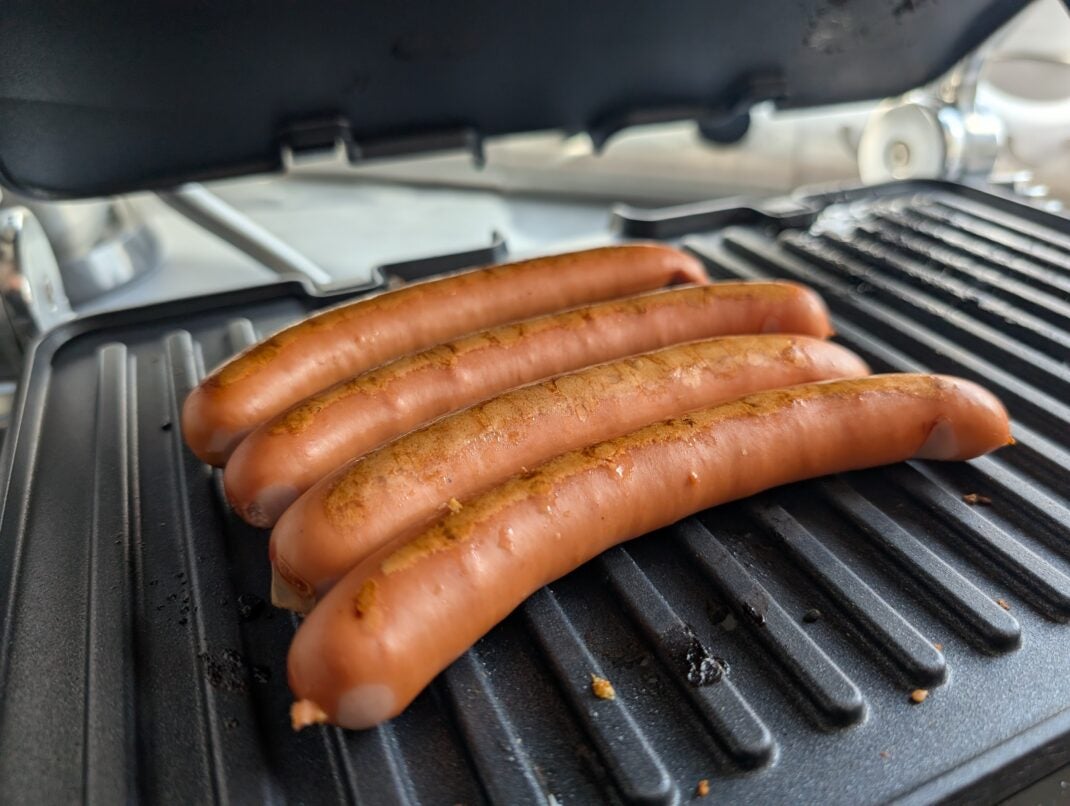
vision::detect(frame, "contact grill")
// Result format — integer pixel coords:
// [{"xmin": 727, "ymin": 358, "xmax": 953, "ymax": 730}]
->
[
  {"xmin": 0, "ymin": 0, "xmax": 1067, "ymax": 801},
  {"xmin": 0, "ymin": 181, "xmax": 1066, "ymax": 804}
]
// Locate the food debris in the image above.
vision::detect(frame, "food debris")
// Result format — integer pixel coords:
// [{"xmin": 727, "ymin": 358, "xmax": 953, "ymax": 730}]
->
[
  {"xmin": 933, "ymin": 642, "xmax": 943, "ymax": 652},
  {"xmin": 590, "ymin": 674, "xmax": 616, "ymax": 700},
  {"xmin": 447, "ymin": 497, "xmax": 463, "ymax": 513},
  {"xmin": 742, "ymin": 599, "xmax": 767, "ymax": 626},
  {"xmin": 291, "ymin": 699, "xmax": 328, "ymax": 730},
  {"xmin": 802, "ymin": 608, "xmax": 823, "ymax": 624},
  {"xmin": 910, "ymin": 688, "xmax": 929, "ymax": 704},
  {"xmin": 199, "ymin": 649, "xmax": 250, "ymax": 693},
  {"xmin": 695, "ymin": 779, "xmax": 710, "ymax": 797},
  {"xmin": 962, "ymin": 493, "xmax": 992, "ymax": 506},
  {"xmin": 997, "ymin": 598, "xmax": 1011, "ymax": 611}
]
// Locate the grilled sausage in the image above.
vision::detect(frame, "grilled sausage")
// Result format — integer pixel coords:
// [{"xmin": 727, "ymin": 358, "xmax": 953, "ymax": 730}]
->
[
  {"xmin": 182, "ymin": 244, "xmax": 709, "ymax": 465},
  {"xmin": 226, "ymin": 282, "xmax": 833, "ymax": 527},
  {"xmin": 269, "ymin": 335, "xmax": 869, "ymax": 611},
  {"xmin": 287, "ymin": 374, "xmax": 1012, "ymax": 730}
]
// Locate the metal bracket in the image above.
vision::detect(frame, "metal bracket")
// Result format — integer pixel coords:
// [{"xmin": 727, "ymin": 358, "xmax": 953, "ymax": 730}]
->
[
  {"xmin": 612, "ymin": 196, "xmax": 821, "ymax": 240},
  {"xmin": 378, "ymin": 232, "xmax": 508, "ymax": 284},
  {"xmin": 857, "ymin": 21, "xmax": 1010, "ymax": 184},
  {"xmin": 156, "ymin": 184, "xmax": 334, "ymax": 288},
  {"xmin": 278, "ymin": 116, "xmax": 486, "ymax": 171},
  {"xmin": 278, "ymin": 116, "xmax": 356, "ymax": 172}
]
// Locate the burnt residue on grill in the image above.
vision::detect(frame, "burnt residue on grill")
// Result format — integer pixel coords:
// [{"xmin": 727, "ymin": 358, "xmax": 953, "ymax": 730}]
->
[
  {"xmin": 199, "ymin": 650, "xmax": 250, "ymax": 693},
  {"xmin": 198, "ymin": 649, "xmax": 272, "ymax": 693},
  {"xmin": 683, "ymin": 627, "xmax": 727, "ymax": 686}
]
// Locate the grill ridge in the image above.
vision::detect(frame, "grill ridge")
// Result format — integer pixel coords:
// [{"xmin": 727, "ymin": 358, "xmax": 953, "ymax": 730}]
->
[
  {"xmin": 84, "ymin": 344, "xmax": 135, "ymax": 805},
  {"xmin": 926, "ymin": 195, "xmax": 1070, "ymax": 279},
  {"xmin": 819, "ymin": 477, "xmax": 1021, "ymax": 653},
  {"xmin": 865, "ymin": 208, "xmax": 1070, "ymax": 318},
  {"xmin": 744, "ymin": 500, "xmax": 945, "ymax": 688},
  {"xmin": 678, "ymin": 519, "xmax": 866, "ymax": 729},
  {"xmin": 524, "ymin": 587, "xmax": 675, "ymax": 805},
  {"xmin": 600, "ymin": 546, "xmax": 775, "ymax": 770}
]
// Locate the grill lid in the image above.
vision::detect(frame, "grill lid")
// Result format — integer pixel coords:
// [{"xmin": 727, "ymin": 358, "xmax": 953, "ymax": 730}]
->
[{"xmin": 0, "ymin": 0, "xmax": 1032, "ymax": 198}]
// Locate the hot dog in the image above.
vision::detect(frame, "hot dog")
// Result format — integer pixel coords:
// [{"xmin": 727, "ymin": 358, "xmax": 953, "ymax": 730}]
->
[
  {"xmin": 225, "ymin": 282, "xmax": 833, "ymax": 528},
  {"xmin": 182, "ymin": 244, "xmax": 709, "ymax": 465},
  {"xmin": 287, "ymin": 374, "xmax": 1012, "ymax": 730},
  {"xmin": 269, "ymin": 335, "xmax": 869, "ymax": 611}
]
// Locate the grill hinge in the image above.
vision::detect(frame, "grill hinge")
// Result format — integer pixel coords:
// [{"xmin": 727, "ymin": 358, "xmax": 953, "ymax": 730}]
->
[{"xmin": 278, "ymin": 116, "xmax": 356, "ymax": 172}]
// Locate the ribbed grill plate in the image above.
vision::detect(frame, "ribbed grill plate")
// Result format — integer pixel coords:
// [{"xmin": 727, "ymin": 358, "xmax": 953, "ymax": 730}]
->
[{"xmin": 0, "ymin": 182, "xmax": 1067, "ymax": 805}]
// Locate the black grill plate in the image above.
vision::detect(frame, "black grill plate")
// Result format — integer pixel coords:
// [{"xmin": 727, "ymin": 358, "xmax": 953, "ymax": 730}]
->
[{"xmin": 0, "ymin": 181, "xmax": 1067, "ymax": 804}]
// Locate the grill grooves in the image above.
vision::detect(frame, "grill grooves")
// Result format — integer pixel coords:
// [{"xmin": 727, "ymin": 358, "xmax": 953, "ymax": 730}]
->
[
  {"xmin": 84, "ymin": 344, "xmax": 134, "ymax": 805},
  {"xmin": 678, "ymin": 519, "xmax": 866, "ymax": 729},
  {"xmin": 929, "ymin": 459, "xmax": 1070, "ymax": 560},
  {"xmin": 890, "ymin": 468, "xmax": 1070, "ymax": 621},
  {"xmin": 441, "ymin": 648, "xmax": 550, "ymax": 805},
  {"xmin": 0, "ymin": 184, "xmax": 1068, "ymax": 804},
  {"xmin": 162, "ymin": 331, "xmax": 227, "ymax": 801},
  {"xmin": 745, "ymin": 500, "xmax": 945, "ymax": 687},
  {"xmin": 863, "ymin": 209, "xmax": 1070, "ymax": 322},
  {"xmin": 524, "ymin": 587, "xmax": 675, "ymax": 805},
  {"xmin": 923, "ymin": 196, "xmax": 1070, "ymax": 284},
  {"xmin": 600, "ymin": 546, "xmax": 775, "ymax": 769},
  {"xmin": 781, "ymin": 231, "xmax": 1070, "ymax": 391},
  {"xmin": 713, "ymin": 229, "xmax": 1070, "ymax": 435},
  {"xmin": 817, "ymin": 477, "xmax": 1021, "ymax": 652}
]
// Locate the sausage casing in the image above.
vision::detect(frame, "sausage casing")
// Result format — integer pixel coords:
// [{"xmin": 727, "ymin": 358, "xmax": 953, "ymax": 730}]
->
[
  {"xmin": 226, "ymin": 281, "xmax": 833, "ymax": 527},
  {"xmin": 269, "ymin": 334, "xmax": 868, "ymax": 611},
  {"xmin": 183, "ymin": 244, "xmax": 708, "ymax": 465},
  {"xmin": 288, "ymin": 374, "xmax": 1012, "ymax": 730}
]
